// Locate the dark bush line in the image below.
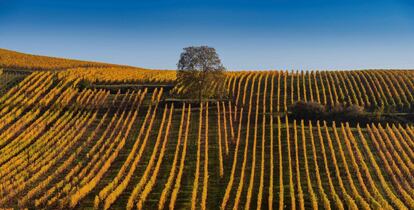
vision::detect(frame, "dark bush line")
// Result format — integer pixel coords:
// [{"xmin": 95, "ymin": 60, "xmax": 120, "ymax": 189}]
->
[{"xmin": 288, "ymin": 101, "xmax": 399, "ymax": 125}]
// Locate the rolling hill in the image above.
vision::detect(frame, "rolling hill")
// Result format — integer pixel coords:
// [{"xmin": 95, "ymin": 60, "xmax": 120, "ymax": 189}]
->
[
  {"xmin": 0, "ymin": 49, "xmax": 414, "ymax": 209},
  {"xmin": 0, "ymin": 48, "xmax": 135, "ymax": 71}
]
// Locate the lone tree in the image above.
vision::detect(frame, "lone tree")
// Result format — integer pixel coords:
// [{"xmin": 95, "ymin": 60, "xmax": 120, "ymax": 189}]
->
[{"xmin": 177, "ymin": 46, "xmax": 226, "ymax": 101}]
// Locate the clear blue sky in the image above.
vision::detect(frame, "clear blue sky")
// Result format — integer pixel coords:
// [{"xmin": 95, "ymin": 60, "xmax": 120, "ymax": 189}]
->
[{"xmin": 1, "ymin": 0, "xmax": 413, "ymax": 70}]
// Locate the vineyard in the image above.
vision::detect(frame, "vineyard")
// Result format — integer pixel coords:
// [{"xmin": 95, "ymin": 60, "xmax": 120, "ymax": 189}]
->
[
  {"xmin": 0, "ymin": 48, "xmax": 130, "ymax": 71},
  {"xmin": 211, "ymin": 70, "xmax": 414, "ymax": 112},
  {"xmin": 60, "ymin": 68, "xmax": 414, "ymax": 112},
  {"xmin": 1, "ymin": 50, "xmax": 414, "ymax": 209}
]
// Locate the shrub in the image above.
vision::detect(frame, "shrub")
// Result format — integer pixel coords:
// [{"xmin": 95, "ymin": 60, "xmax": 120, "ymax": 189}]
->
[
  {"xmin": 330, "ymin": 104, "xmax": 366, "ymax": 120},
  {"xmin": 290, "ymin": 101, "xmax": 368, "ymax": 123},
  {"xmin": 289, "ymin": 101, "xmax": 325, "ymax": 120},
  {"xmin": 344, "ymin": 105, "xmax": 365, "ymax": 118}
]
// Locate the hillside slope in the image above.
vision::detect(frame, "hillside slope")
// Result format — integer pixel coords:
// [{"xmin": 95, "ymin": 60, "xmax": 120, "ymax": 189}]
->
[
  {"xmin": 1, "ymin": 71, "xmax": 414, "ymax": 209},
  {"xmin": 1, "ymin": 50, "xmax": 414, "ymax": 209},
  {"xmin": 0, "ymin": 48, "xmax": 136, "ymax": 71}
]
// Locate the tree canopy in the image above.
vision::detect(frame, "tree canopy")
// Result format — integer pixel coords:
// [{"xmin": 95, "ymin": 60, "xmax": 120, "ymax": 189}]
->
[{"xmin": 177, "ymin": 46, "xmax": 226, "ymax": 101}]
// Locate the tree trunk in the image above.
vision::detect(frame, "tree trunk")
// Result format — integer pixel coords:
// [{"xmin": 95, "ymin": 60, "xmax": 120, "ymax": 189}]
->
[{"xmin": 199, "ymin": 87, "xmax": 202, "ymax": 103}]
